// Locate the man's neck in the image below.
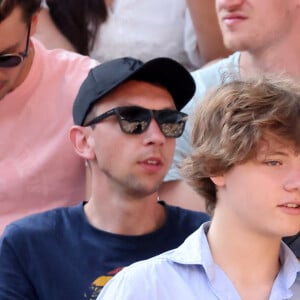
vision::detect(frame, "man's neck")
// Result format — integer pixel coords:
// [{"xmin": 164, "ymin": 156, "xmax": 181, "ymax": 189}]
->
[
  {"xmin": 84, "ymin": 192, "xmax": 166, "ymax": 235},
  {"xmin": 239, "ymin": 42, "xmax": 300, "ymax": 79},
  {"xmin": 207, "ymin": 216, "xmax": 281, "ymax": 300}
]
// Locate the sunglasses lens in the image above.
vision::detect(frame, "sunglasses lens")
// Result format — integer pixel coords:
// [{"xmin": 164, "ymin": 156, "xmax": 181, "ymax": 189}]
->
[
  {"xmin": 117, "ymin": 107, "xmax": 151, "ymax": 134},
  {"xmin": 156, "ymin": 110, "xmax": 187, "ymax": 137},
  {"xmin": 115, "ymin": 107, "xmax": 187, "ymax": 137},
  {"xmin": 0, "ymin": 55, "xmax": 22, "ymax": 68}
]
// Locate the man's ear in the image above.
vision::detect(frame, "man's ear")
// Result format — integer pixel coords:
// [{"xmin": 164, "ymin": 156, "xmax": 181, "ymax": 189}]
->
[
  {"xmin": 210, "ymin": 175, "xmax": 225, "ymax": 187},
  {"xmin": 29, "ymin": 12, "xmax": 39, "ymax": 36},
  {"xmin": 69, "ymin": 126, "xmax": 95, "ymax": 160}
]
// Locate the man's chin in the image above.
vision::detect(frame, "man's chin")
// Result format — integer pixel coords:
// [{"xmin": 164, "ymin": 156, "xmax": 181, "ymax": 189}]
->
[
  {"xmin": 0, "ymin": 85, "xmax": 11, "ymax": 100},
  {"xmin": 0, "ymin": 91, "xmax": 8, "ymax": 100},
  {"xmin": 224, "ymin": 39, "xmax": 250, "ymax": 53}
]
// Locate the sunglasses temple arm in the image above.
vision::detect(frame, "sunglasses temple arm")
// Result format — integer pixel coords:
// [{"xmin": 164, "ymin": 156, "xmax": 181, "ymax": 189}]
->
[{"xmin": 21, "ymin": 22, "xmax": 31, "ymax": 58}]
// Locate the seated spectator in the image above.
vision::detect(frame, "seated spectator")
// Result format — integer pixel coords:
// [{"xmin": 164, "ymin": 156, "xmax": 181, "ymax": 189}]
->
[
  {"xmin": 160, "ymin": 0, "xmax": 300, "ymax": 211},
  {"xmin": 0, "ymin": 0, "xmax": 98, "ymax": 235},
  {"xmin": 36, "ymin": 0, "xmax": 229, "ymax": 70},
  {"xmin": 186, "ymin": 0, "xmax": 231, "ymax": 63},
  {"xmin": 0, "ymin": 57, "xmax": 210, "ymax": 299},
  {"xmin": 97, "ymin": 76, "xmax": 300, "ymax": 300},
  {"xmin": 34, "ymin": 2, "xmax": 75, "ymax": 52}
]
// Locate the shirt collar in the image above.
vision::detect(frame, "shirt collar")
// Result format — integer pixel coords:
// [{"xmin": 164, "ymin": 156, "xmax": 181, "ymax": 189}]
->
[{"xmin": 168, "ymin": 221, "xmax": 300, "ymax": 297}]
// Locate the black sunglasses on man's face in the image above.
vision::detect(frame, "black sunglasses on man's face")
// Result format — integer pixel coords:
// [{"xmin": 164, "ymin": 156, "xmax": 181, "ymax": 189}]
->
[
  {"xmin": 84, "ymin": 105, "xmax": 188, "ymax": 138},
  {"xmin": 0, "ymin": 22, "xmax": 31, "ymax": 68}
]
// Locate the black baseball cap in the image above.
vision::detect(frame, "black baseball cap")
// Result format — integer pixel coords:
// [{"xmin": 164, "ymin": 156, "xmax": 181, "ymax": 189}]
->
[{"xmin": 72, "ymin": 57, "xmax": 196, "ymax": 125}]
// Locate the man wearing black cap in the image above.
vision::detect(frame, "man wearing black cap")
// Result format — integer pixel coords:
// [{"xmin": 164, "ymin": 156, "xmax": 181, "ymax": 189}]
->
[{"xmin": 0, "ymin": 57, "xmax": 210, "ymax": 300}]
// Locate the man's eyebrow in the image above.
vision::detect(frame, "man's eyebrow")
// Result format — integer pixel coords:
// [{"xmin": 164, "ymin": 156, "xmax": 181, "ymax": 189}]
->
[
  {"xmin": 261, "ymin": 148, "xmax": 292, "ymax": 157},
  {"xmin": 266, "ymin": 150, "xmax": 289, "ymax": 156},
  {"xmin": 0, "ymin": 42, "xmax": 20, "ymax": 55}
]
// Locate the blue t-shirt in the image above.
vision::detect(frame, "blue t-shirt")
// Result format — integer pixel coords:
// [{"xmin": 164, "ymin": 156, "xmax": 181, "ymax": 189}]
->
[{"xmin": 0, "ymin": 202, "xmax": 210, "ymax": 300}]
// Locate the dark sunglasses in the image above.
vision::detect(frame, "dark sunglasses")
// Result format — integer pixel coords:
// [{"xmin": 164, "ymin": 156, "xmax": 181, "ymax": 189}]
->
[
  {"xmin": 84, "ymin": 106, "xmax": 188, "ymax": 138},
  {"xmin": 0, "ymin": 23, "xmax": 31, "ymax": 68}
]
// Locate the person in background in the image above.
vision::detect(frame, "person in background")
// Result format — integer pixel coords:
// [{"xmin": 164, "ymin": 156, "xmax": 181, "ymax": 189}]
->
[
  {"xmin": 0, "ymin": 57, "xmax": 210, "ymax": 299},
  {"xmin": 0, "ymin": 0, "xmax": 98, "ymax": 235},
  {"xmin": 34, "ymin": 0, "xmax": 75, "ymax": 51},
  {"xmin": 97, "ymin": 77, "xmax": 300, "ymax": 300},
  {"xmin": 35, "ymin": 0, "xmax": 229, "ymax": 70},
  {"xmin": 186, "ymin": 0, "xmax": 231, "ymax": 64},
  {"xmin": 160, "ymin": 0, "xmax": 300, "ymax": 211},
  {"xmin": 160, "ymin": 0, "xmax": 300, "ymax": 257}
]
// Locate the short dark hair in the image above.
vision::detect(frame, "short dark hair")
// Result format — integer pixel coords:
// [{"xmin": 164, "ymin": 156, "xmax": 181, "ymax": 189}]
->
[
  {"xmin": 0, "ymin": 0, "xmax": 41, "ymax": 23},
  {"xmin": 46, "ymin": 0, "xmax": 107, "ymax": 55}
]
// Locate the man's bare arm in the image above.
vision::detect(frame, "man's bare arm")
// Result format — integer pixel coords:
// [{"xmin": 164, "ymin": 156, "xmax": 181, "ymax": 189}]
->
[
  {"xmin": 186, "ymin": 0, "xmax": 231, "ymax": 63},
  {"xmin": 159, "ymin": 180, "xmax": 207, "ymax": 212}
]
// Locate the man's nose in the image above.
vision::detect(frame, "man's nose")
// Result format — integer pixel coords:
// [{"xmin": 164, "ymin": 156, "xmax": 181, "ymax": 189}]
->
[
  {"xmin": 283, "ymin": 167, "xmax": 300, "ymax": 192},
  {"xmin": 217, "ymin": 0, "xmax": 245, "ymax": 10},
  {"xmin": 142, "ymin": 119, "xmax": 166, "ymax": 146}
]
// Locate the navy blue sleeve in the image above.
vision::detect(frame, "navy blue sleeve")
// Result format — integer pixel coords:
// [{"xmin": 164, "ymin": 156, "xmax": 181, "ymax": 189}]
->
[{"xmin": 0, "ymin": 225, "xmax": 37, "ymax": 299}]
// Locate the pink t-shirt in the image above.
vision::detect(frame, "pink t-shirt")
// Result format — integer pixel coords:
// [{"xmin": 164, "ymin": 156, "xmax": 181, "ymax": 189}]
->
[{"xmin": 0, "ymin": 39, "xmax": 99, "ymax": 235}]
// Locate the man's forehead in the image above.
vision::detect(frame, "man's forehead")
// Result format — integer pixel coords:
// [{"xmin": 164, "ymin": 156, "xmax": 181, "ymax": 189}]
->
[
  {"xmin": 0, "ymin": 4, "xmax": 25, "ymax": 24},
  {"xmin": 0, "ymin": 6, "xmax": 27, "ymax": 48}
]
